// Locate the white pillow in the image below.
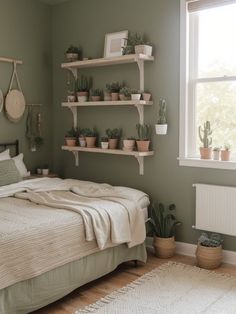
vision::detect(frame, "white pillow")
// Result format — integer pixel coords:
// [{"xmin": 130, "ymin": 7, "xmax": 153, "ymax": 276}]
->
[
  {"xmin": 12, "ymin": 153, "xmax": 29, "ymax": 177},
  {"xmin": 0, "ymin": 149, "xmax": 10, "ymax": 161}
]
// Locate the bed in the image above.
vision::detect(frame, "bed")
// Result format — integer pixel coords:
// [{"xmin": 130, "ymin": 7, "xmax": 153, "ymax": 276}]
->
[{"xmin": 0, "ymin": 141, "xmax": 149, "ymax": 314}]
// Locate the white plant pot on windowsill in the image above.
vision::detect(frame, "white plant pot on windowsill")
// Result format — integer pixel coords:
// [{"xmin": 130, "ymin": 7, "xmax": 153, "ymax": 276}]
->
[{"xmin": 155, "ymin": 124, "xmax": 168, "ymax": 135}]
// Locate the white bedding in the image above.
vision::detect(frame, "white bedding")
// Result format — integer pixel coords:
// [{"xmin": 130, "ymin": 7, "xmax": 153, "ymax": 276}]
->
[{"xmin": 0, "ymin": 178, "xmax": 149, "ymax": 289}]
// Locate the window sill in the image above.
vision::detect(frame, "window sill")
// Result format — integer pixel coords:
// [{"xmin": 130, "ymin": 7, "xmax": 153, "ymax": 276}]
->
[{"xmin": 178, "ymin": 157, "xmax": 236, "ymax": 170}]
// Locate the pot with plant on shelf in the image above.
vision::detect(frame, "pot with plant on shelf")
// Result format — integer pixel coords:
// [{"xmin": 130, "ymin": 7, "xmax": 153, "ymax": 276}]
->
[
  {"xmin": 106, "ymin": 82, "xmax": 124, "ymax": 101},
  {"xmin": 196, "ymin": 232, "xmax": 223, "ymax": 270},
  {"xmin": 77, "ymin": 75, "xmax": 93, "ymax": 102},
  {"xmin": 221, "ymin": 144, "xmax": 231, "ymax": 161},
  {"xmin": 106, "ymin": 128, "xmax": 122, "ymax": 149},
  {"xmin": 142, "ymin": 90, "xmax": 152, "ymax": 102},
  {"xmin": 147, "ymin": 203, "xmax": 181, "ymax": 258},
  {"xmin": 131, "ymin": 89, "xmax": 141, "ymax": 101},
  {"xmin": 136, "ymin": 123, "xmax": 151, "ymax": 152},
  {"xmin": 199, "ymin": 121, "xmax": 212, "ymax": 159},
  {"xmin": 65, "ymin": 45, "xmax": 81, "ymax": 62},
  {"xmin": 119, "ymin": 87, "xmax": 131, "ymax": 101},
  {"xmin": 101, "ymin": 137, "xmax": 109, "ymax": 149},
  {"xmin": 213, "ymin": 147, "xmax": 221, "ymax": 160},
  {"xmin": 104, "ymin": 86, "xmax": 112, "ymax": 101},
  {"xmin": 123, "ymin": 137, "xmax": 136, "ymax": 152},
  {"xmin": 65, "ymin": 127, "xmax": 78, "ymax": 147},
  {"xmin": 122, "ymin": 32, "xmax": 153, "ymax": 57},
  {"xmin": 78, "ymin": 128, "xmax": 86, "ymax": 147},
  {"xmin": 155, "ymin": 98, "xmax": 168, "ymax": 135},
  {"xmin": 91, "ymin": 89, "xmax": 103, "ymax": 102},
  {"xmin": 84, "ymin": 128, "xmax": 98, "ymax": 148}
]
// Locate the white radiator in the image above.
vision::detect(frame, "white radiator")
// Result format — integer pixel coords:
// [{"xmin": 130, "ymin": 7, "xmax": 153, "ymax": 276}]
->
[{"xmin": 194, "ymin": 183, "xmax": 236, "ymax": 236}]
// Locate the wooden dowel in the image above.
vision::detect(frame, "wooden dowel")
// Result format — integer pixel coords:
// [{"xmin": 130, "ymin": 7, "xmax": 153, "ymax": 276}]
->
[{"xmin": 0, "ymin": 57, "xmax": 23, "ymax": 65}]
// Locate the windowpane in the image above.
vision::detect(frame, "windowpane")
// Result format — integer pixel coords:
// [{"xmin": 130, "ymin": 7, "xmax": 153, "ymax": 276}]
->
[
  {"xmin": 196, "ymin": 81, "xmax": 236, "ymax": 155},
  {"xmin": 198, "ymin": 4, "xmax": 236, "ymax": 78}
]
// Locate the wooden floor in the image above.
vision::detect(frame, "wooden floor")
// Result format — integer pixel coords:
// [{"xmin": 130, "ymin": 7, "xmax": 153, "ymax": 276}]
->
[{"xmin": 33, "ymin": 250, "xmax": 236, "ymax": 314}]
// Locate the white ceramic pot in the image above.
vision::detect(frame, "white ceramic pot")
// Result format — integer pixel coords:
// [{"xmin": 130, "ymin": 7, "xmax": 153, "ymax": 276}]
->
[
  {"xmin": 131, "ymin": 94, "xmax": 141, "ymax": 101},
  {"xmin": 77, "ymin": 95, "xmax": 88, "ymax": 102},
  {"xmin": 155, "ymin": 124, "xmax": 168, "ymax": 135},
  {"xmin": 42, "ymin": 169, "xmax": 49, "ymax": 176},
  {"xmin": 101, "ymin": 142, "xmax": 109, "ymax": 149},
  {"xmin": 213, "ymin": 150, "xmax": 220, "ymax": 160},
  {"xmin": 37, "ymin": 168, "xmax": 42, "ymax": 175},
  {"xmin": 135, "ymin": 45, "xmax": 153, "ymax": 56},
  {"xmin": 79, "ymin": 137, "xmax": 86, "ymax": 147},
  {"xmin": 67, "ymin": 95, "xmax": 76, "ymax": 102},
  {"xmin": 123, "ymin": 139, "xmax": 135, "ymax": 151}
]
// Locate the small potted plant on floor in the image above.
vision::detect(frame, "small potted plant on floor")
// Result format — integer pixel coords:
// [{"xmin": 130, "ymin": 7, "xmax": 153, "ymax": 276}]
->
[
  {"xmin": 78, "ymin": 128, "xmax": 86, "ymax": 147},
  {"xmin": 77, "ymin": 75, "xmax": 93, "ymax": 102},
  {"xmin": 199, "ymin": 121, "xmax": 212, "ymax": 159},
  {"xmin": 65, "ymin": 45, "xmax": 81, "ymax": 62},
  {"xmin": 221, "ymin": 144, "xmax": 231, "ymax": 161},
  {"xmin": 213, "ymin": 147, "xmax": 221, "ymax": 160},
  {"xmin": 84, "ymin": 128, "xmax": 98, "ymax": 148},
  {"xmin": 91, "ymin": 89, "xmax": 103, "ymax": 101},
  {"xmin": 147, "ymin": 203, "xmax": 181, "ymax": 258},
  {"xmin": 196, "ymin": 232, "xmax": 223, "ymax": 269},
  {"xmin": 106, "ymin": 128, "xmax": 122, "ymax": 149},
  {"xmin": 155, "ymin": 98, "xmax": 168, "ymax": 135},
  {"xmin": 142, "ymin": 90, "xmax": 152, "ymax": 102},
  {"xmin": 65, "ymin": 127, "xmax": 78, "ymax": 147},
  {"xmin": 131, "ymin": 89, "xmax": 141, "ymax": 101},
  {"xmin": 119, "ymin": 87, "xmax": 131, "ymax": 101},
  {"xmin": 101, "ymin": 137, "xmax": 109, "ymax": 149},
  {"xmin": 136, "ymin": 123, "xmax": 151, "ymax": 152},
  {"xmin": 123, "ymin": 137, "xmax": 136, "ymax": 152}
]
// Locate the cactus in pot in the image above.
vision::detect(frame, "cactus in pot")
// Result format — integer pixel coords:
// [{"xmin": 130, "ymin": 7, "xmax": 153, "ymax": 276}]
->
[
  {"xmin": 136, "ymin": 123, "xmax": 151, "ymax": 152},
  {"xmin": 199, "ymin": 121, "xmax": 212, "ymax": 159},
  {"xmin": 155, "ymin": 99, "xmax": 168, "ymax": 135},
  {"xmin": 221, "ymin": 144, "xmax": 231, "ymax": 161}
]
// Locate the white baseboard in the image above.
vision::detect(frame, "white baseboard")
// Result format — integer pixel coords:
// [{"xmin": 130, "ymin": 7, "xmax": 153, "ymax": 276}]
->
[{"xmin": 146, "ymin": 237, "xmax": 236, "ymax": 266}]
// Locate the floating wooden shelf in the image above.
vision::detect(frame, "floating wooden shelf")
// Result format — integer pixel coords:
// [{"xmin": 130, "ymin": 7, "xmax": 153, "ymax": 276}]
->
[{"xmin": 62, "ymin": 146, "xmax": 154, "ymax": 175}]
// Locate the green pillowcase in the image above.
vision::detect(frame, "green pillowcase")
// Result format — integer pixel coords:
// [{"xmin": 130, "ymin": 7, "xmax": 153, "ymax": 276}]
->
[{"xmin": 0, "ymin": 159, "xmax": 22, "ymax": 187}]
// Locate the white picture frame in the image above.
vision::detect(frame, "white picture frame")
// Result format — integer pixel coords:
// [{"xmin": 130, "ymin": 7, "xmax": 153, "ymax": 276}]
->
[{"xmin": 104, "ymin": 30, "xmax": 128, "ymax": 58}]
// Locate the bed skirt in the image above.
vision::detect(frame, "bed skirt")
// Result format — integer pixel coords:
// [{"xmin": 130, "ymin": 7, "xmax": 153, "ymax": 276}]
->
[{"xmin": 0, "ymin": 243, "xmax": 147, "ymax": 314}]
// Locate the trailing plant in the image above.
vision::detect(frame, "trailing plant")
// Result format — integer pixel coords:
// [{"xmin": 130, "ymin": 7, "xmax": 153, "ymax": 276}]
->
[
  {"xmin": 106, "ymin": 82, "xmax": 125, "ymax": 93},
  {"xmin": 66, "ymin": 45, "xmax": 80, "ymax": 54},
  {"xmin": 106, "ymin": 128, "xmax": 122, "ymax": 139},
  {"xmin": 91, "ymin": 88, "xmax": 103, "ymax": 97},
  {"xmin": 147, "ymin": 203, "xmax": 181, "ymax": 238},
  {"xmin": 136, "ymin": 123, "xmax": 151, "ymax": 140},
  {"xmin": 198, "ymin": 121, "xmax": 212, "ymax": 148},
  {"xmin": 157, "ymin": 98, "xmax": 167, "ymax": 124},
  {"xmin": 198, "ymin": 232, "xmax": 223, "ymax": 248},
  {"xmin": 83, "ymin": 127, "xmax": 98, "ymax": 137},
  {"xmin": 122, "ymin": 32, "xmax": 151, "ymax": 55},
  {"xmin": 77, "ymin": 75, "xmax": 93, "ymax": 92},
  {"xmin": 101, "ymin": 137, "xmax": 108, "ymax": 142},
  {"xmin": 119, "ymin": 87, "xmax": 131, "ymax": 97},
  {"xmin": 65, "ymin": 127, "xmax": 78, "ymax": 138}
]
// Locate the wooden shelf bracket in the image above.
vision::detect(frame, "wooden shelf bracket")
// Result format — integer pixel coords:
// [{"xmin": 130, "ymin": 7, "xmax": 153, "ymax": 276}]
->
[
  {"xmin": 66, "ymin": 106, "xmax": 77, "ymax": 128},
  {"xmin": 72, "ymin": 151, "xmax": 79, "ymax": 166},
  {"xmin": 135, "ymin": 156, "xmax": 144, "ymax": 175},
  {"xmin": 135, "ymin": 104, "xmax": 144, "ymax": 124}
]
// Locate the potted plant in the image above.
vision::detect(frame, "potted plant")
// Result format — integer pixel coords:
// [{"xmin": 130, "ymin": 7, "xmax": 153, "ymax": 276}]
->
[
  {"xmin": 131, "ymin": 89, "xmax": 141, "ymax": 101},
  {"xmin": 91, "ymin": 89, "xmax": 103, "ymax": 102},
  {"xmin": 78, "ymin": 128, "xmax": 86, "ymax": 147},
  {"xmin": 155, "ymin": 98, "xmax": 168, "ymax": 135},
  {"xmin": 84, "ymin": 128, "xmax": 98, "ymax": 148},
  {"xmin": 65, "ymin": 45, "xmax": 81, "ymax": 62},
  {"xmin": 147, "ymin": 203, "xmax": 181, "ymax": 258},
  {"xmin": 213, "ymin": 147, "xmax": 221, "ymax": 160},
  {"xmin": 77, "ymin": 75, "xmax": 93, "ymax": 102},
  {"xmin": 136, "ymin": 123, "xmax": 151, "ymax": 152},
  {"xmin": 107, "ymin": 82, "xmax": 123, "ymax": 101},
  {"xmin": 221, "ymin": 144, "xmax": 231, "ymax": 161},
  {"xmin": 142, "ymin": 90, "xmax": 152, "ymax": 102},
  {"xmin": 101, "ymin": 137, "xmax": 109, "ymax": 149},
  {"xmin": 106, "ymin": 128, "xmax": 122, "ymax": 149},
  {"xmin": 65, "ymin": 127, "xmax": 78, "ymax": 147},
  {"xmin": 119, "ymin": 87, "xmax": 131, "ymax": 101},
  {"xmin": 67, "ymin": 91, "xmax": 76, "ymax": 103},
  {"xmin": 42, "ymin": 164, "xmax": 49, "ymax": 176},
  {"xmin": 104, "ymin": 86, "xmax": 112, "ymax": 101},
  {"xmin": 122, "ymin": 33, "xmax": 153, "ymax": 57},
  {"xmin": 123, "ymin": 137, "xmax": 136, "ymax": 152},
  {"xmin": 196, "ymin": 232, "xmax": 223, "ymax": 269},
  {"xmin": 199, "ymin": 121, "xmax": 212, "ymax": 159}
]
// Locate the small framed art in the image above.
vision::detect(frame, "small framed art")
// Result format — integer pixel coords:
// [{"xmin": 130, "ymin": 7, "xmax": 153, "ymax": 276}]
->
[{"xmin": 104, "ymin": 30, "xmax": 128, "ymax": 58}]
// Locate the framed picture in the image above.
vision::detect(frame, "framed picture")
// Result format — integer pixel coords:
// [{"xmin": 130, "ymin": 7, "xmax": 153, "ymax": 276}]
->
[{"xmin": 104, "ymin": 30, "xmax": 128, "ymax": 58}]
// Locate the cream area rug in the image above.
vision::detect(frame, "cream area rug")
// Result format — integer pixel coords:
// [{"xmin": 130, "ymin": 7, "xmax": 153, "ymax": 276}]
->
[{"xmin": 75, "ymin": 262, "xmax": 236, "ymax": 314}]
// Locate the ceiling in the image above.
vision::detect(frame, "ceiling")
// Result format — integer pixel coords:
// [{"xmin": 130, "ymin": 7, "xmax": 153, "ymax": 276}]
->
[{"xmin": 40, "ymin": 0, "xmax": 69, "ymax": 5}]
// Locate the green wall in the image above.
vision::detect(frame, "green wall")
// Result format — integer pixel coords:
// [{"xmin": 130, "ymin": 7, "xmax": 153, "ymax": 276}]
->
[
  {"xmin": 50, "ymin": 0, "xmax": 234, "ymax": 252},
  {"xmin": 0, "ymin": 0, "xmax": 52, "ymax": 171}
]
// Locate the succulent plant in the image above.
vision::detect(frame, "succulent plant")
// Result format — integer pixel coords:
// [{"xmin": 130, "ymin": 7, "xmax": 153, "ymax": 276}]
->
[
  {"xmin": 136, "ymin": 123, "xmax": 151, "ymax": 140},
  {"xmin": 157, "ymin": 98, "xmax": 167, "ymax": 124},
  {"xmin": 65, "ymin": 127, "xmax": 78, "ymax": 138},
  {"xmin": 83, "ymin": 127, "xmax": 98, "ymax": 137},
  {"xmin": 131, "ymin": 88, "xmax": 141, "ymax": 94},
  {"xmin": 198, "ymin": 121, "xmax": 212, "ymax": 148},
  {"xmin": 198, "ymin": 232, "xmax": 223, "ymax": 248},
  {"xmin": 66, "ymin": 45, "xmax": 80, "ymax": 54},
  {"xmin": 106, "ymin": 82, "xmax": 125, "ymax": 93},
  {"xmin": 77, "ymin": 75, "xmax": 93, "ymax": 92},
  {"xmin": 119, "ymin": 87, "xmax": 131, "ymax": 97},
  {"xmin": 91, "ymin": 88, "xmax": 103, "ymax": 97},
  {"xmin": 224, "ymin": 144, "xmax": 231, "ymax": 151},
  {"xmin": 106, "ymin": 128, "xmax": 122, "ymax": 139},
  {"xmin": 122, "ymin": 33, "xmax": 151, "ymax": 55},
  {"xmin": 213, "ymin": 147, "xmax": 221, "ymax": 152}
]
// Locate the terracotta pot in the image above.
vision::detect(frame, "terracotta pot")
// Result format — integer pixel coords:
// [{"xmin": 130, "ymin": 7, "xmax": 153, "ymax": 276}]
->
[
  {"xmin": 221, "ymin": 150, "xmax": 230, "ymax": 161},
  {"xmin": 111, "ymin": 93, "xmax": 119, "ymax": 101},
  {"xmin": 200, "ymin": 147, "xmax": 212, "ymax": 159},
  {"xmin": 196, "ymin": 244, "xmax": 223, "ymax": 270},
  {"xmin": 85, "ymin": 137, "xmax": 96, "ymax": 148},
  {"xmin": 91, "ymin": 96, "xmax": 102, "ymax": 102},
  {"xmin": 65, "ymin": 137, "xmax": 77, "ymax": 147},
  {"xmin": 123, "ymin": 139, "xmax": 135, "ymax": 151},
  {"xmin": 108, "ymin": 138, "xmax": 118, "ymax": 149},
  {"xmin": 136, "ymin": 140, "xmax": 150, "ymax": 152},
  {"xmin": 153, "ymin": 236, "xmax": 176, "ymax": 258},
  {"xmin": 142, "ymin": 93, "xmax": 151, "ymax": 101}
]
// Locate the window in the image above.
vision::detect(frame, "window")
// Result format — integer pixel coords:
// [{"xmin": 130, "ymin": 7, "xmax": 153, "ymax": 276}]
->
[{"xmin": 179, "ymin": 0, "xmax": 236, "ymax": 169}]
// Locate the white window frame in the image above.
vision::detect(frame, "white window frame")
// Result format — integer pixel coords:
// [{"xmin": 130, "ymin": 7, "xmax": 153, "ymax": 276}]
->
[{"xmin": 179, "ymin": 0, "xmax": 236, "ymax": 170}]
